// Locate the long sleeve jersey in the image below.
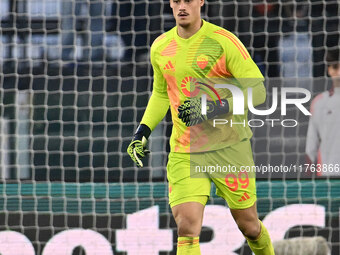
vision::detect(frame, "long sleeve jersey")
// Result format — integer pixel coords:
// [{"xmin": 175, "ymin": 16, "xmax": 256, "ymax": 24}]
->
[{"xmin": 141, "ymin": 20, "xmax": 266, "ymax": 153}]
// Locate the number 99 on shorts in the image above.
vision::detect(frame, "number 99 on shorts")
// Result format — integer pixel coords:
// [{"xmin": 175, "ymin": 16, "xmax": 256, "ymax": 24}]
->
[{"xmin": 225, "ymin": 171, "xmax": 249, "ymax": 191}]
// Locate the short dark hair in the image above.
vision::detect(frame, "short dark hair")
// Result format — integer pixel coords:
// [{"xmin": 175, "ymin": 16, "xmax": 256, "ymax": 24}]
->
[{"xmin": 326, "ymin": 47, "xmax": 340, "ymax": 66}]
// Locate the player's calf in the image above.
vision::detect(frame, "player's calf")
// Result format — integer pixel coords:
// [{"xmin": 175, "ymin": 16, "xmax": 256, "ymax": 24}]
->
[
  {"xmin": 231, "ymin": 204, "xmax": 275, "ymax": 254},
  {"xmin": 246, "ymin": 221, "xmax": 275, "ymax": 255}
]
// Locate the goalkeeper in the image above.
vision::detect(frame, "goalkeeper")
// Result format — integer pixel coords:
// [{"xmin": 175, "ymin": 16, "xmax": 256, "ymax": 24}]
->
[{"xmin": 127, "ymin": 0, "xmax": 274, "ymax": 254}]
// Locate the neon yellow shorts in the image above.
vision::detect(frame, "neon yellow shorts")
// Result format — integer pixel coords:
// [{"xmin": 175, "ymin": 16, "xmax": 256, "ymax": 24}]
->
[{"xmin": 167, "ymin": 139, "xmax": 256, "ymax": 209}]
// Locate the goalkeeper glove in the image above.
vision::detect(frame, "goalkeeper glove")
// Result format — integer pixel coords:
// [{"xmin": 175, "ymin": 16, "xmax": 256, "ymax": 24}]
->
[
  {"xmin": 178, "ymin": 97, "xmax": 229, "ymax": 126},
  {"xmin": 127, "ymin": 124, "xmax": 151, "ymax": 167}
]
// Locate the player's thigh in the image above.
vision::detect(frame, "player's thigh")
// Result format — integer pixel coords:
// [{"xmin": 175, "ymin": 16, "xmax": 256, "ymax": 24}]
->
[
  {"xmin": 171, "ymin": 201, "xmax": 206, "ymax": 236},
  {"xmin": 209, "ymin": 140, "xmax": 257, "ymax": 209},
  {"xmin": 167, "ymin": 152, "xmax": 211, "ymax": 208}
]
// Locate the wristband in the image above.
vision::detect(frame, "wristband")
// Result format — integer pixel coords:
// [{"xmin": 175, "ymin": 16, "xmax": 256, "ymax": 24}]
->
[{"xmin": 133, "ymin": 124, "xmax": 151, "ymax": 141}]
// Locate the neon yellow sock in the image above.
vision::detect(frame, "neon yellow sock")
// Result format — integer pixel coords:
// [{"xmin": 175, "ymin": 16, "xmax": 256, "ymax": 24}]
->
[
  {"xmin": 176, "ymin": 236, "xmax": 201, "ymax": 255},
  {"xmin": 246, "ymin": 221, "xmax": 275, "ymax": 255}
]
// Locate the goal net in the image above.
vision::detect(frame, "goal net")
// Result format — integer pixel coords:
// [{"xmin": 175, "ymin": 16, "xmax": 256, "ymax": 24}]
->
[{"xmin": 0, "ymin": 0, "xmax": 339, "ymax": 254}]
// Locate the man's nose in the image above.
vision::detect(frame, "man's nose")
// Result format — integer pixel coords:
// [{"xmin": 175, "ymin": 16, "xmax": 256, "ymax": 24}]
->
[{"xmin": 179, "ymin": 2, "xmax": 186, "ymax": 10}]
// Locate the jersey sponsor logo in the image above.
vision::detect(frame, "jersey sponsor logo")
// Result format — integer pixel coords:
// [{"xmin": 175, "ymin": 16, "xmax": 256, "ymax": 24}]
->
[
  {"xmin": 163, "ymin": 60, "xmax": 175, "ymax": 72},
  {"xmin": 196, "ymin": 54, "xmax": 209, "ymax": 69},
  {"xmin": 180, "ymin": 76, "xmax": 222, "ymax": 106}
]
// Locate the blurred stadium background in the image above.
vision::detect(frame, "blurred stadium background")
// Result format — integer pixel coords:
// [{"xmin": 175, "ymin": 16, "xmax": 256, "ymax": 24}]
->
[{"xmin": 0, "ymin": 0, "xmax": 339, "ymax": 254}]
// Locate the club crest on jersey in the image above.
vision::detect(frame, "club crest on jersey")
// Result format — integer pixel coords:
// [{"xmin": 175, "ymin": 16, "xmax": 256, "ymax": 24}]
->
[{"xmin": 196, "ymin": 54, "xmax": 209, "ymax": 69}]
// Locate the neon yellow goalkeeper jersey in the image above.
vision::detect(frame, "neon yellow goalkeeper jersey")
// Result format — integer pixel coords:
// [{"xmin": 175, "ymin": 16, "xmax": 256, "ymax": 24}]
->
[{"xmin": 142, "ymin": 20, "xmax": 265, "ymax": 153}]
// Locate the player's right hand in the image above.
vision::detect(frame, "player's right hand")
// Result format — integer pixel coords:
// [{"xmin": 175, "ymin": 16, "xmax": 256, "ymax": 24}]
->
[
  {"xmin": 127, "ymin": 138, "xmax": 150, "ymax": 167},
  {"xmin": 127, "ymin": 124, "xmax": 151, "ymax": 168}
]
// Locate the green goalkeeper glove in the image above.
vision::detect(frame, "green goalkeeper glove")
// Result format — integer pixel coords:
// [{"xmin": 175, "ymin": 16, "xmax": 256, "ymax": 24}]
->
[
  {"xmin": 127, "ymin": 124, "xmax": 151, "ymax": 167},
  {"xmin": 178, "ymin": 97, "xmax": 229, "ymax": 126}
]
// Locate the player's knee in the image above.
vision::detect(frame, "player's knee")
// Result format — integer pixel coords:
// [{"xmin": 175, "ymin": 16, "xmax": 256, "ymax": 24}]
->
[
  {"xmin": 236, "ymin": 220, "xmax": 261, "ymax": 240},
  {"xmin": 176, "ymin": 215, "xmax": 201, "ymax": 237}
]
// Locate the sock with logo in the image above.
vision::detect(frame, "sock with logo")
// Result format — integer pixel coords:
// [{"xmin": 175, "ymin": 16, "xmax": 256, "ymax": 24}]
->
[
  {"xmin": 246, "ymin": 221, "xmax": 275, "ymax": 255},
  {"xmin": 176, "ymin": 236, "xmax": 201, "ymax": 255}
]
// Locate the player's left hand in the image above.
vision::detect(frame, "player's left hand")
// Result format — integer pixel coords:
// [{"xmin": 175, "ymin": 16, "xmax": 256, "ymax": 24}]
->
[{"xmin": 178, "ymin": 97, "xmax": 229, "ymax": 127}]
